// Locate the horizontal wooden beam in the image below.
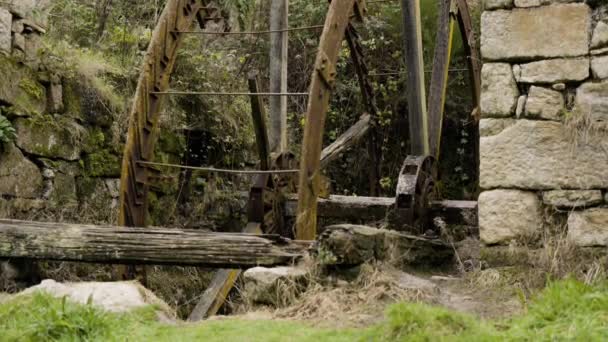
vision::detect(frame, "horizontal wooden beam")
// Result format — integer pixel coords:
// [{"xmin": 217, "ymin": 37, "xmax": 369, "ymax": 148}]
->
[
  {"xmin": 284, "ymin": 194, "xmax": 477, "ymax": 226},
  {"xmin": 0, "ymin": 220, "xmax": 309, "ymax": 268}
]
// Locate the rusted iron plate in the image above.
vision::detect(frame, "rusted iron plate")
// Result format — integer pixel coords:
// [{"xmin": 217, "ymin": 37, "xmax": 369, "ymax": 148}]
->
[{"xmin": 394, "ymin": 155, "xmax": 437, "ymax": 234}]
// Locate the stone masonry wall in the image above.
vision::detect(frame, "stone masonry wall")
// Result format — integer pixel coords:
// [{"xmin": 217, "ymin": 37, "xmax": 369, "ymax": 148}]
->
[
  {"xmin": 0, "ymin": 2, "xmax": 126, "ymax": 223},
  {"xmin": 479, "ymin": 0, "xmax": 608, "ymax": 248}
]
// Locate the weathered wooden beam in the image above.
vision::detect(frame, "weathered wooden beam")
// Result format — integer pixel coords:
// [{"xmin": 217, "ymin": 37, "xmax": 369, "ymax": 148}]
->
[
  {"xmin": 315, "ymin": 224, "xmax": 453, "ymax": 266},
  {"xmin": 248, "ymin": 71, "xmax": 271, "ymax": 170},
  {"xmin": 269, "ymin": 0, "xmax": 289, "ymax": 153},
  {"xmin": 320, "ymin": 113, "xmax": 371, "ymax": 169},
  {"xmin": 427, "ymin": 0, "xmax": 454, "ymax": 158},
  {"xmin": 285, "ymin": 195, "xmax": 477, "ymax": 227},
  {"xmin": 0, "ymin": 220, "xmax": 309, "ymax": 268},
  {"xmin": 296, "ymin": 0, "xmax": 357, "ymax": 240},
  {"xmin": 188, "ymin": 222, "xmax": 262, "ymax": 321},
  {"xmin": 400, "ymin": 0, "xmax": 429, "ymax": 156}
]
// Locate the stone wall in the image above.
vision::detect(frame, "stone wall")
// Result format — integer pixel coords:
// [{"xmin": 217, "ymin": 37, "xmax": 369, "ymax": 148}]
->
[
  {"xmin": 479, "ymin": 1, "xmax": 608, "ymax": 249},
  {"xmin": 0, "ymin": 2, "xmax": 126, "ymax": 223}
]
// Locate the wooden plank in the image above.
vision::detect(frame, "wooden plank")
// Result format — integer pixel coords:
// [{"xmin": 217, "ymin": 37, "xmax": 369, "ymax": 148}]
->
[
  {"xmin": 188, "ymin": 222, "xmax": 262, "ymax": 321},
  {"xmin": 319, "ymin": 113, "xmax": 371, "ymax": 169},
  {"xmin": 345, "ymin": 24, "xmax": 380, "ymax": 195},
  {"xmin": 248, "ymin": 71, "xmax": 271, "ymax": 170},
  {"xmin": 427, "ymin": 0, "xmax": 455, "ymax": 158},
  {"xmin": 269, "ymin": 0, "xmax": 289, "ymax": 153},
  {"xmin": 400, "ymin": 0, "xmax": 429, "ymax": 156},
  {"xmin": 0, "ymin": 220, "xmax": 308, "ymax": 268},
  {"xmin": 296, "ymin": 0, "xmax": 356, "ymax": 241}
]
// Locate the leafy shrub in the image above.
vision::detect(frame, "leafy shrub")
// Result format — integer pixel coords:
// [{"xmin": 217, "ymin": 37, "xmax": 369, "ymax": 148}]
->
[{"xmin": 0, "ymin": 114, "xmax": 16, "ymax": 145}]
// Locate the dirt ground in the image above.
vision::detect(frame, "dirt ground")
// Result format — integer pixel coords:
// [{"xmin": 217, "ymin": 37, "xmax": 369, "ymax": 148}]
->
[{"xmin": 219, "ymin": 264, "xmax": 524, "ymax": 329}]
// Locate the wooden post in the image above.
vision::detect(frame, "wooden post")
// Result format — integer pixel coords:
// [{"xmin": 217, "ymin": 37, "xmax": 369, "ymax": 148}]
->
[
  {"xmin": 400, "ymin": 0, "xmax": 429, "ymax": 156},
  {"xmin": 269, "ymin": 0, "xmax": 289, "ymax": 153},
  {"xmin": 427, "ymin": 0, "xmax": 455, "ymax": 158},
  {"xmin": 295, "ymin": 0, "xmax": 356, "ymax": 241}
]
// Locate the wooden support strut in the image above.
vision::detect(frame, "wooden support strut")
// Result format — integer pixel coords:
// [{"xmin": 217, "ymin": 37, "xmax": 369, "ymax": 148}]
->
[
  {"xmin": 427, "ymin": 0, "xmax": 455, "ymax": 158},
  {"xmin": 400, "ymin": 0, "xmax": 429, "ymax": 156},
  {"xmin": 296, "ymin": 0, "xmax": 357, "ymax": 241},
  {"xmin": 117, "ymin": 0, "xmax": 213, "ymax": 281},
  {"xmin": 189, "ymin": 71, "xmax": 279, "ymax": 321}
]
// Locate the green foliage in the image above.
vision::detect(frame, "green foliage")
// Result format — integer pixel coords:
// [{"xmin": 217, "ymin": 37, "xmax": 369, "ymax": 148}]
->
[
  {"xmin": 0, "ymin": 292, "xmax": 156, "ymax": 341},
  {"xmin": 0, "ymin": 114, "xmax": 16, "ymax": 145},
  {"xmin": 19, "ymin": 79, "xmax": 45, "ymax": 100},
  {"xmin": 1, "ymin": 279, "xmax": 608, "ymax": 341},
  {"xmin": 84, "ymin": 150, "xmax": 121, "ymax": 177}
]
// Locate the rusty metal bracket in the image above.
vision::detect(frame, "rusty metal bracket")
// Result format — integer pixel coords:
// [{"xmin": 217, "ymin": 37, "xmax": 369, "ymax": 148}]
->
[
  {"xmin": 354, "ymin": 0, "xmax": 368, "ymax": 22},
  {"xmin": 315, "ymin": 50, "xmax": 337, "ymax": 89},
  {"xmin": 393, "ymin": 155, "xmax": 437, "ymax": 234}
]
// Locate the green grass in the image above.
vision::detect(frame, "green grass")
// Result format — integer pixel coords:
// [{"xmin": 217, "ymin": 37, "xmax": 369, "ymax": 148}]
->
[{"xmin": 1, "ymin": 279, "xmax": 607, "ymax": 341}]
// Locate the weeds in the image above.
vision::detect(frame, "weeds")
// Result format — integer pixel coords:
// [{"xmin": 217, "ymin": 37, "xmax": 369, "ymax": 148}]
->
[{"xmin": 1, "ymin": 278, "xmax": 607, "ymax": 341}]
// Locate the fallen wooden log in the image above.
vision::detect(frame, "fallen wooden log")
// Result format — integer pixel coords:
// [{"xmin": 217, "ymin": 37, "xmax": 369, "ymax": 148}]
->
[
  {"xmin": 0, "ymin": 220, "xmax": 309, "ymax": 268},
  {"xmin": 314, "ymin": 224, "xmax": 453, "ymax": 266}
]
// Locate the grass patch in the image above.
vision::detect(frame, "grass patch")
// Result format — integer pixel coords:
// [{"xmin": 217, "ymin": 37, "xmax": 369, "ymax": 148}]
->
[{"xmin": 0, "ymin": 278, "xmax": 607, "ymax": 341}]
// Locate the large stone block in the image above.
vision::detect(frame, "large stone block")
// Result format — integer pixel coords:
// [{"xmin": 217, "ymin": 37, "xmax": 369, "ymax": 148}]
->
[
  {"xmin": 568, "ymin": 208, "xmax": 608, "ymax": 247},
  {"xmin": 0, "ymin": 8, "xmax": 11, "ymax": 54},
  {"xmin": 0, "ymin": 143, "xmax": 43, "ymax": 198},
  {"xmin": 575, "ymin": 81, "xmax": 608, "ymax": 122},
  {"xmin": 479, "ymin": 190, "xmax": 542, "ymax": 245},
  {"xmin": 14, "ymin": 117, "xmax": 85, "ymax": 160},
  {"xmin": 542, "ymin": 190, "xmax": 603, "ymax": 209},
  {"xmin": 484, "ymin": 0, "xmax": 513, "ymax": 10},
  {"xmin": 0, "ymin": 56, "xmax": 46, "ymax": 115},
  {"xmin": 481, "ymin": 63, "xmax": 519, "ymax": 117},
  {"xmin": 591, "ymin": 21, "xmax": 608, "ymax": 49},
  {"xmin": 242, "ymin": 266, "xmax": 308, "ymax": 306},
  {"xmin": 481, "ymin": 4, "xmax": 590, "ymax": 61},
  {"xmin": 524, "ymin": 86, "xmax": 564, "ymax": 121},
  {"xmin": 514, "ymin": 0, "xmax": 580, "ymax": 7},
  {"xmin": 479, "ymin": 118, "xmax": 516, "ymax": 136},
  {"xmin": 514, "ymin": 58, "xmax": 589, "ymax": 83},
  {"xmin": 6, "ymin": 0, "xmax": 51, "ymax": 28},
  {"xmin": 591, "ymin": 55, "xmax": 608, "ymax": 80},
  {"xmin": 480, "ymin": 120, "xmax": 608, "ymax": 189}
]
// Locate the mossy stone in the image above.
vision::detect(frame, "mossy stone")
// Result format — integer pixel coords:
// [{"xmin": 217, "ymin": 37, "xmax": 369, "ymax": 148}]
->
[
  {"xmin": 0, "ymin": 56, "xmax": 46, "ymax": 116},
  {"xmin": 83, "ymin": 150, "xmax": 121, "ymax": 177},
  {"xmin": 14, "ymin": 116, "xmax": 85, "ymax": 160}
]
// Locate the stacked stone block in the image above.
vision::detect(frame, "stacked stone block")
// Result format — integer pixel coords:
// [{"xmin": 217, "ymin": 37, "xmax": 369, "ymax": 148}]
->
[
  {"xmin": 0, "ymin": 2, "xmax": 122, "ymax": 221},
  {"xmin": 479, "ymin": 1, "xmax": 608, "ymax": 248}
]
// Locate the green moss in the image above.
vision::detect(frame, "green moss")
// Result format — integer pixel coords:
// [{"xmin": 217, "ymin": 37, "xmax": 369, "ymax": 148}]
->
[
  {"xmin": 19, "ymin": 78, "xmax": 45, "ymax": 101},
  {"xmin": 76, "ymin": 176, "xmax": 100, "ymax": 199},
  {"xmin": 83, "ymin": 150, "xmax": 121, "ymax": 177},
  {"xmin": 157, "ymin": 130, "xmax": 185, "ymax": 156},
  {"xmin": 62, "ymin": 81, "xmax": 83, "ymax": 119},
  {"xmin": 82, "ymin": 127, "xmax": 107, "ymax": 153}
]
